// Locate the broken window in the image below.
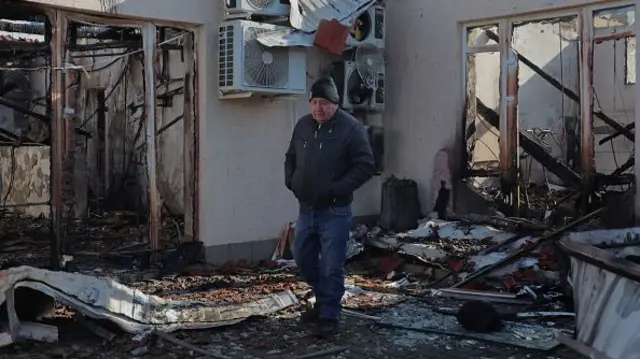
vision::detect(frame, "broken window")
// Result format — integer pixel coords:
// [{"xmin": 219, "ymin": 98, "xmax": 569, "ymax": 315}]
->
[
  {"xmin": 591, "ymin": 4, "xmax": 636, "ymax": 182},
  {"xmin": 463, "ymin": 24, "xmax": 501, "ymax": 202},
  {"xmin": 467, "ymin": 25, "xmax": 498, "ymax": 48},
  {"xmin": 593, "ymin": 5, "xmax": 635, "ymax": 29},
  {"xmin": 592, "ymin": 5, "xmax": 636, "ymax": 86},
  {"xmin": 0, "ymin": 1, "xmax": 200, "ymax": 272},
  {"xmin": 511, "ymin": 16, "xmax": 579, "ymax": 189}
]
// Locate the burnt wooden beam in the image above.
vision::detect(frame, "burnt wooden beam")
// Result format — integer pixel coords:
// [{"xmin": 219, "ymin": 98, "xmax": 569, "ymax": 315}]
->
[
  {"xmin": 599, "ymin": 122, "xmax": 635, "ymax": 145},
  {"xmin": 611, "ymin": 155, "xmax": 634, "ymax": 176},
  {"xmin": 485, "ymin": 30, "xmax": 634, "ymax": 142},
  {"xmin": 477, "ymin": 99, "xmax": 582, "ymax": 186}
]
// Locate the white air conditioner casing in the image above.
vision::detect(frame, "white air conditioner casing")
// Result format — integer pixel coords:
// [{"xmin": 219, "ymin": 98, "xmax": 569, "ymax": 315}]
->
[
  {"xmin": 346, "ymin": 5, "xmax": 385, "ymax": 50},
  {"xmin": 218, "ymin": 20, "xmax": 307, "ymax": 98},
  {"xmin": 224, "ymin": 0, "xmax": 291, "ymax": 17},
  {"xmin": 331, "ymin": 61, "xmax": 385, "ymax": 112}
]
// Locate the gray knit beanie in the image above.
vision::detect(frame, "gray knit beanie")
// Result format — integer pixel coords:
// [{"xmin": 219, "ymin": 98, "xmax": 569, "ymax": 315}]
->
[{"xmin": 309, "ymin": 76, "xmax": 340, "ymax": 104}]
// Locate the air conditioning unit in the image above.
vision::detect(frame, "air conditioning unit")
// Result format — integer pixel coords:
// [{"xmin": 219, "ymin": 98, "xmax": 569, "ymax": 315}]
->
[
  {"xmin": 331, "ymin": 61, "xmax": 385, "ymax": 112},
  {"xmin": 224, "ymin": 0, "xmax": 291, "ymax": 17},
  {"xmin": 346, "ymin": 4, "xmax": 385, "ymax": 50},
  {"xmin": 218, "ymin": 20, "xmax": 307, "ymax": 98}
]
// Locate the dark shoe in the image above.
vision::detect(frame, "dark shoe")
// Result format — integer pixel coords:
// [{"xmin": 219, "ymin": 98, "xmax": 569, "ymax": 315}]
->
[
  {"xmin": 299, "ymin": 304, "xmax": 320, "ymax": 323},
  {"xmin": 315, "ymin": 318, "xmax": 339, "ymax": 337}
]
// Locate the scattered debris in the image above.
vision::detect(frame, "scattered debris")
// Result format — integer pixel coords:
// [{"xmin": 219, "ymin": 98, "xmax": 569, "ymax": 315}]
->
[
  {"xmin": 154, "ymin": 330, "xmax": 229, "ymax": 359},
  {"xmin": 376, "ymin": 302, "xmax": 565, "ymax": 351},
  {"xmin": 292, "ymin": 345, "xmax": 349, "ymax": 359}
]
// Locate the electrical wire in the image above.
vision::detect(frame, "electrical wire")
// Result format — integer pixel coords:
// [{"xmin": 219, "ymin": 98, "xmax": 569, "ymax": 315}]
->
[
  {"xmin": 0, "ymin": 30, "xmax": 191, "ymax": 72},
  {"xmin": 78, "ymin": 56, "xmax": 131, "ymax": 129}
]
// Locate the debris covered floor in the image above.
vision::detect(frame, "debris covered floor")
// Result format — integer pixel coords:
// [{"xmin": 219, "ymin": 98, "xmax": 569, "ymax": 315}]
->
[
  {"xmin": 0, "ymin": 269, "xmax": 582, "ymax": 359},
  {"xmin": 0, "ymin": 212, "xmax": 589, "ymax": 359}
]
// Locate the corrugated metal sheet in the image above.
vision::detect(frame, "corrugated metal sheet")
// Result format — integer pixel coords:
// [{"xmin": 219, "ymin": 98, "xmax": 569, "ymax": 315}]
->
[
  {"xmin": 561, "ymin": 231, "xmax": 640, "ymax": 359},
  {"xmin": 567, "ymin": 256, "xmax": 640, "ymax": 359}
]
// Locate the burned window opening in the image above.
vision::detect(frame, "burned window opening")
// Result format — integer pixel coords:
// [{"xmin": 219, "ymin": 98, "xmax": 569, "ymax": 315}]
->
[{"xmin": 0, "ymin": 2, "xmax": 200, "ymax": 273}]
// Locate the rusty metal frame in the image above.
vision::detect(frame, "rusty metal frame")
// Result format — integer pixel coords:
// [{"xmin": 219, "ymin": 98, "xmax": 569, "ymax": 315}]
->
[{"xmin": 594, "ymin": 29, "xmax": 635, "ymax": 43}]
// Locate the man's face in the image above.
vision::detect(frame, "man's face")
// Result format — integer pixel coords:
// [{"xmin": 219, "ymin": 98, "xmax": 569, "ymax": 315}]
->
[{"xmin": 310, "ymin": 98, "xmax": 338, "ymax": 122}]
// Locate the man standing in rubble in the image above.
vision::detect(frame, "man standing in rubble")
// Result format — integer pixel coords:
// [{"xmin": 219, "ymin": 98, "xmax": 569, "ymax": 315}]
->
[{"xmin": 284, "ymin": 76, "xmax": 375, "ymax": 336}]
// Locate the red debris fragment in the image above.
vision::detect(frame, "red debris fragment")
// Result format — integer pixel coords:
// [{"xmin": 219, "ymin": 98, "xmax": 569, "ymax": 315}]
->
[
  {"xmin": 377, "ymin": 253, "xmax": 405, "ymax": 276},
  {"xmin": 313, "ymin": 19, "xmax": 349, "ymax": 55},
  {"xmin": 448, "ymin": 259, "xmax": 465, "ymax": 273},
  {"xmin": 503, "ymin": 276, "xmax": 517, "ymax": 291}
]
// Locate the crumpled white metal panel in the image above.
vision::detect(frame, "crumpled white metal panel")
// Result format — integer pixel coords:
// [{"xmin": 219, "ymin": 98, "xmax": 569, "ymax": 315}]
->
[
  {"xmin": 289, "ymin": 0, "xmax": 375, "ymax": 32},
  {"xmin": 0, "ymin": 266, "xmax": 298, "ymax": 341},
  {"xmin": 568, "ymin": 256, "xmax": 640, "ymax": 359},
  {"xmin": 257, "ymin": 0, "xmax": 375, "ymax": 47}
]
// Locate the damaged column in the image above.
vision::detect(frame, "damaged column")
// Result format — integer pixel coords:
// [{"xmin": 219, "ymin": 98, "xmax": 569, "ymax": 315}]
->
[
  {"xmin": 579, "ymin": 9, "xmax": 595, "ymax": 205},
  {"xmin": 182, "ymin": 31, "xmax": 197, "ymax": 243},
  {"xmin": 498, "ymin": 20, "xmax": 520, "ymax": 215},
  {"xmin": 142, "ymin": 23, "xmax": 162, "ymax": 259},
  {"xmin": 47, "ymin": 9, "xmax": 69, "ymax": 270}
]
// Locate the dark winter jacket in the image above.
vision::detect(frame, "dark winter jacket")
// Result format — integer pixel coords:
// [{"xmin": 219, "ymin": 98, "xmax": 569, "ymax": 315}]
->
[{"xmin": 285, "ymin": 110, "xmax": 375, "ymax": 209}]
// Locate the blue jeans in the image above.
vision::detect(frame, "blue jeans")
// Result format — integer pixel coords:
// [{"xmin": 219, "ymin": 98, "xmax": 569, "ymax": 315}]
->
[{"xmin": 293, "ymin": 204, "xmax": 352, "ymax": 320}]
